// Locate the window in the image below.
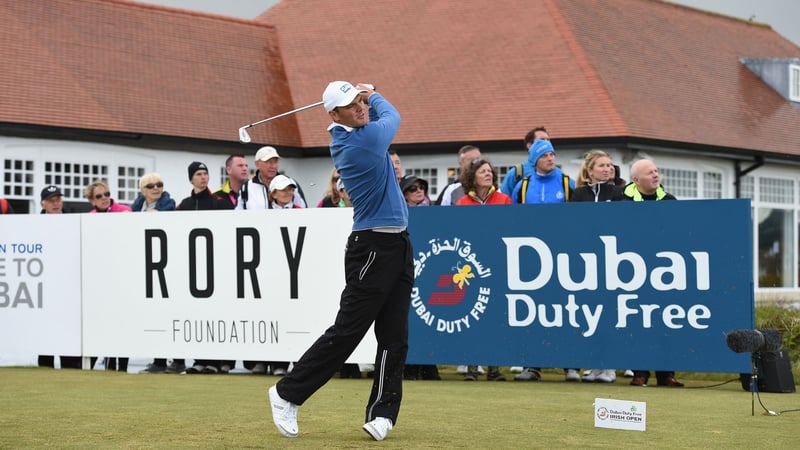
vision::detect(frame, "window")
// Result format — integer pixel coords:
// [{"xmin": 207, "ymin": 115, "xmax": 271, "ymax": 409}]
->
[
  {"xmin": 219, "ymin": 166, "xmax": 227, "ymax": 189},
  {"xmin": 739, "ymin": 175, "xmax": 754, "ymax": 199},
  {"xmin": 759, "ymin": 177, "xmax": 794, "ymax": 204},
  {"xmin": 45, "ymin": 161, "xmax": 107, "ymax": 200},
  {"xmin": 405, "ymin": 168, "xmax": 438, "ymax": 198},
  {"xmin": 790, "ymin": 64, "xmax": 800, "ymax": 102},
  {"xmin": 498, "ymin": 165, "xmax": 515, "ymax": 188},
  {"xmin": 445, "ymin": 166, "xmax": 459, "ymax": 185},
  {"xmin": 702, "ymin": 172, "xmax": 722, "ymax": 199},
  {"xmin": 757, "ymin": 208, "xmax": 793, "ymax": 287},
  {"xmin": 117, "ymin": 166, "xmax": 146, "ymax": 202},
  {"xmin": 660, "ymin": 168, "xmax": 697, "ymax": 198},
  {"xmin": 2, "ymin": 158, "xmax": 35, "ymax": 198}
]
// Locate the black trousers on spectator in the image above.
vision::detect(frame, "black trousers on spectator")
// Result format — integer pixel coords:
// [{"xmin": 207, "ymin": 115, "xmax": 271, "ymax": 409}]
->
[
  {"xmin": 277, "ymin": 230, "xmax": 413, "ymax": 425},
  {"xmin": 633, "ymin": 370, "xmax": 674, "ymax": 382},
  {"xmin": 38, "ymin": 355, "xmax": 97, "ymax": 369}
]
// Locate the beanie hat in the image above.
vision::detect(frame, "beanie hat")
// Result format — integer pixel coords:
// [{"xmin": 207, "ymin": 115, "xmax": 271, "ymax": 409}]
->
[
  {"xmin": 528, "ymin": 139, "xmax": 555, "ymax": 165},
  {"xmin": 188, "ymin": 161, "xmax": 208, "ymax": 181}
]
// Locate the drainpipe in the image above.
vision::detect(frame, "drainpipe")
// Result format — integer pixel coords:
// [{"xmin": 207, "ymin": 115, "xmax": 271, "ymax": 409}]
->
[{"xmin": 734, "ymin": 156, "xmax": 764, "ymax": 198}]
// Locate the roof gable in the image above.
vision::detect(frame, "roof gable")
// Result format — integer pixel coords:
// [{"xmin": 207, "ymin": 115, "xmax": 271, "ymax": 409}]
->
[{"xmin": 560, "ymin": 0, "xmax": 800, "ymax": 153}]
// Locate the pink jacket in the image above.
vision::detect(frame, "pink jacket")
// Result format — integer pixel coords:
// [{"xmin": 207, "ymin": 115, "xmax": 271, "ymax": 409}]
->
[{"xmin": 90, "ymin": 200, "xmax": 132, "ymax": 213}]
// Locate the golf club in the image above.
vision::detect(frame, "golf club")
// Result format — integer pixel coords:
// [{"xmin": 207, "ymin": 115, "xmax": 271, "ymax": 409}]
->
[
  {"xmin": 237, "ymin": 84, "xmax": 375, "ymax": 143},
  {"xmin": 238, "ymin": 101, "xmax": 324, "ymax": 143}
]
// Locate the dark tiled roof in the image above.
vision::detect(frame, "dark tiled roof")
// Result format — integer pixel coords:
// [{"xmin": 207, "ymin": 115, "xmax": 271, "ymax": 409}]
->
[
  {"xmin": 2, "ymin": 0, "xmax": 799, "ymax": 157},
  {"xmin": 259, "ymin": 0, "xmax": 800, "ymax": 155},
  {"xmin": 0, "ymin": 0, "xmax": 300, "ymax": 146}
]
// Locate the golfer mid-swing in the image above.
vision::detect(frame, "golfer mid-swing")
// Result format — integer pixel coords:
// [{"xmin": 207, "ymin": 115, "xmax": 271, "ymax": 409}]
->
[{"xmin": 269, "ymin": 81, "xmax": 413, "ymax": 442}]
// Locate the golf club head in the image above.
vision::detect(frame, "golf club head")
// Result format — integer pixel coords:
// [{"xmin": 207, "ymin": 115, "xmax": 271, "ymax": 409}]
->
[{"xmin": 238, "ymin": 126, "xmax": 252, "ymax": 144}]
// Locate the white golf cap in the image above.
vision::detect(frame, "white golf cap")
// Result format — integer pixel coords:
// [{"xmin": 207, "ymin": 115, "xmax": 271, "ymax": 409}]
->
[
  {"xmin": 269, "ymin": 174, "xmax": 296, "ymax": 192},
  {"xmin": 255, "ymin": 146, "xmax": 280, "ymax": 161},
  {"xmin": 323, "ymin": 81, "xmax": 367, "ymax": 112}
]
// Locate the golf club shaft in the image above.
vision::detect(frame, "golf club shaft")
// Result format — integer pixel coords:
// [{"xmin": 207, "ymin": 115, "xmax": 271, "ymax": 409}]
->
[{"xmin": 243, "ymin": 101, "xmax": 324, "ymax": 130}]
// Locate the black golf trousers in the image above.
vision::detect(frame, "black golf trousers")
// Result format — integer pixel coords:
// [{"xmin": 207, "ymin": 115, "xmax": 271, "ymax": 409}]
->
[{"xmin": 276, "ymin": 229, "xmax": 414, "ymax": 424}]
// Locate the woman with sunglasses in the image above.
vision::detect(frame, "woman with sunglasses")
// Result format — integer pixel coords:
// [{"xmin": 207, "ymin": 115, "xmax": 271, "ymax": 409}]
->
[
  {"xmin": 455, "ymin": 159, "xmax": 510, "ymax": 381},
  {"xmin": 131, "ymin": 173, "xmax": 176, "ymax": 212},
  {"xmin": 316, "ymin": 168, "xmax": 342, "ymax": 208},
  {"xmin": 129, "ymin": 173, "xmax": 177, "ymax": 374},
  {"xmin": 82, "ymin": 179, "xmax": 131, "ymax": 372},
  {"xmin": 399, "ymin": 174, "xmax": 440, "ymax": 381},
  {"xmin": 85, "ymin": 180, "xmax": 132, "ymax": 213},
  {"xmin": 400, "ymin": 175, "xmax": 431, "ymax": 207}
]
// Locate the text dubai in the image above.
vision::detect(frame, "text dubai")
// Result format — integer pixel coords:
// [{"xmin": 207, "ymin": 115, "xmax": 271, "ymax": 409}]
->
[{"xmin": 503, "ymin": 236, "xmax": 712, "ymax": 337}]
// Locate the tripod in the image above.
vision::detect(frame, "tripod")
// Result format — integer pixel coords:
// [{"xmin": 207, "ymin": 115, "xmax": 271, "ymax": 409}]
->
[
  {"xmin": 749, "ymin": 352, "xmax": 759, "ymax": 416},
  {"xmin": 747, "ymin": 352, "xmax": 780, "ymax": 416}
]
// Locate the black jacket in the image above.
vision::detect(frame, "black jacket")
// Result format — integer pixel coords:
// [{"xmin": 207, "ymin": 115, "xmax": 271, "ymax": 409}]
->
[
  {"xmin": 177, "ymin": 188, "xmax": 215, "ymax": 210},
  {"xmin": 571, "ymin": 183, "xmax": 625, "ymax": 203}
]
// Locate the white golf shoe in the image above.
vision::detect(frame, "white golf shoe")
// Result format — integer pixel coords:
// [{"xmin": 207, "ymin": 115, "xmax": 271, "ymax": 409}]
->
[
  {"xmin": 582, "ymin": 368, "xmax": 602, "ymax": 382},
  {"xmin": 565, "ymin": 368, "xmax": 581, "ymax": 382},
  {"xmin": 596, "ymin": 369, "xmax": 617, "ymax": 383},
  {"xmin": 268, "ymin": 386, "xmax": 298, "ymax": 437},
  {"xmin": 363, "ymin": 417, "xmax": 393, "ymax": 441}
]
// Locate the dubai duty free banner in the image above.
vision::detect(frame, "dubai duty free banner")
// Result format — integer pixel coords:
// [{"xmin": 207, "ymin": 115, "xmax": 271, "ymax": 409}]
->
[{"xmin": 405, "ymin": 199, "xmax": 753, "ymax": 373}]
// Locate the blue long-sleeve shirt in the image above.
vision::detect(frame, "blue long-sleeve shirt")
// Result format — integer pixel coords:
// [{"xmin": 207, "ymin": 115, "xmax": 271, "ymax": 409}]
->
[{"xmin": 328, "ymin": 93, "xmax": 407, "ymax": 230}]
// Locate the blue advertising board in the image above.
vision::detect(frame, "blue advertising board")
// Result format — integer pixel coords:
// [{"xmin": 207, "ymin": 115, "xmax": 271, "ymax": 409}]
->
[{"xmin": 406, "ymin": 199, "xmax": 753, "ymax": 373}]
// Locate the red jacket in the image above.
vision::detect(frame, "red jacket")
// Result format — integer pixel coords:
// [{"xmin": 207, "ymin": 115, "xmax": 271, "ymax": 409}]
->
[{"xmin": 456, "ymin": 189, "xmax": 512, "ymax": 205}]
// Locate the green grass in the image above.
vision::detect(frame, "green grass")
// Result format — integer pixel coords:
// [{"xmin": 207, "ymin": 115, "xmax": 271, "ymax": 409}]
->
[{"xmin": 1, "ymin": 367, "xmax": 798, "ymax": 448}]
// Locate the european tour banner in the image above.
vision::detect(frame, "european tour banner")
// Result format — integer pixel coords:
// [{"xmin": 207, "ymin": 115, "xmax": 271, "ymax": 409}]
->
[
  {"xmin": 0, "ymin": 214, "xmax": 83, "ymax": 363},
  {"xmin": 405, "ymin": 199, "xmax": 753, "ymax": 373}
]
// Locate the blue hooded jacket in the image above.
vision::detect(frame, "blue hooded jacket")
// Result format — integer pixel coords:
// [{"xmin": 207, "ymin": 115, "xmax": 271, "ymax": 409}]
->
[
  {"xmin": 506, "ymin": 140, "xmax": 573, "ymax": 204},
  {"xmin": 131, "ymin": 190, "xmax": 176, "ymax": 211}
]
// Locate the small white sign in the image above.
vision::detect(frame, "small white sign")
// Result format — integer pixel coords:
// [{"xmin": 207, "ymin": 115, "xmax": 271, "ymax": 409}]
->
[{"xmin": 594, "ymin": 398, "xmax": 646, "ymax": 432}]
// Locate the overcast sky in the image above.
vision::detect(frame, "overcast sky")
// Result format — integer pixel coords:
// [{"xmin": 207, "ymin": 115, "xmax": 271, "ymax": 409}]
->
[{"xmin": 134, "ymin": 0, "xmax": 800, "ymax": 46}]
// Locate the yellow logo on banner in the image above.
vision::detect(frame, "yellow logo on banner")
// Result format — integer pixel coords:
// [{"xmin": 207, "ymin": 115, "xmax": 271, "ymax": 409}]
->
[{"xmin": 452, "ymin": 263, "xmax": 474, "ymax": 289}]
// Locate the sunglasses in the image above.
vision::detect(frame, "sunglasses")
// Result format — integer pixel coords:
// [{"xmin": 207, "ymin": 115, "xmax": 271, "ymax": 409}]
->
[
  {"xmin": 94, "ymin": 192, "xmax": 111, "ymax": 199},
  {"xmin": 144, "ymin": 182, "xmax": 164, "ymax": 189},
  {"xmin": 405, "ymin": 184, "xmax": 425, "ymax": 193}
]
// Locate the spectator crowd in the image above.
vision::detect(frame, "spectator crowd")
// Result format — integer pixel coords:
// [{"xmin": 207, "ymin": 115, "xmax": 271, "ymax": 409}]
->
[{"xmin": 2, "ymin": 128, "xmax": 683, "ymax": 388}]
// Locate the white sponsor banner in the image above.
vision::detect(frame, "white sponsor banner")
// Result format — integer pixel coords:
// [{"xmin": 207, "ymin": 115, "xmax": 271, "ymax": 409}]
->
[
  {"xmin": 81, "ymin": 208, "xmax": 377, "ymax": 362},
  {"xmin": 0, "ymin": 214, "xmax": 83, "ymax": 362},
  {"xmin": 594, "ymin": 398, "xmax": 647, "ymax": 431}
]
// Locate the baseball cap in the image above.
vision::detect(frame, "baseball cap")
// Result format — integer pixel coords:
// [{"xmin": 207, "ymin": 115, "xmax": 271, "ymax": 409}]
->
[
  {"xmin": 255, "ymin": 146, "xmax": 281, "ymax": 162},
  {"xmin": 269, "ymin": 174, "xmax": 297, "ymax": 193},
  {"xmin": 323, "ymin": 81, "xmax": 368, "ymax": 112},
  {"xmin": 400, "ymin": 175, "xmax": 428, "ymax": 193},
  {"xmin": 40, "ymin": 185, "xmax": 63, "ymax": 201}
]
